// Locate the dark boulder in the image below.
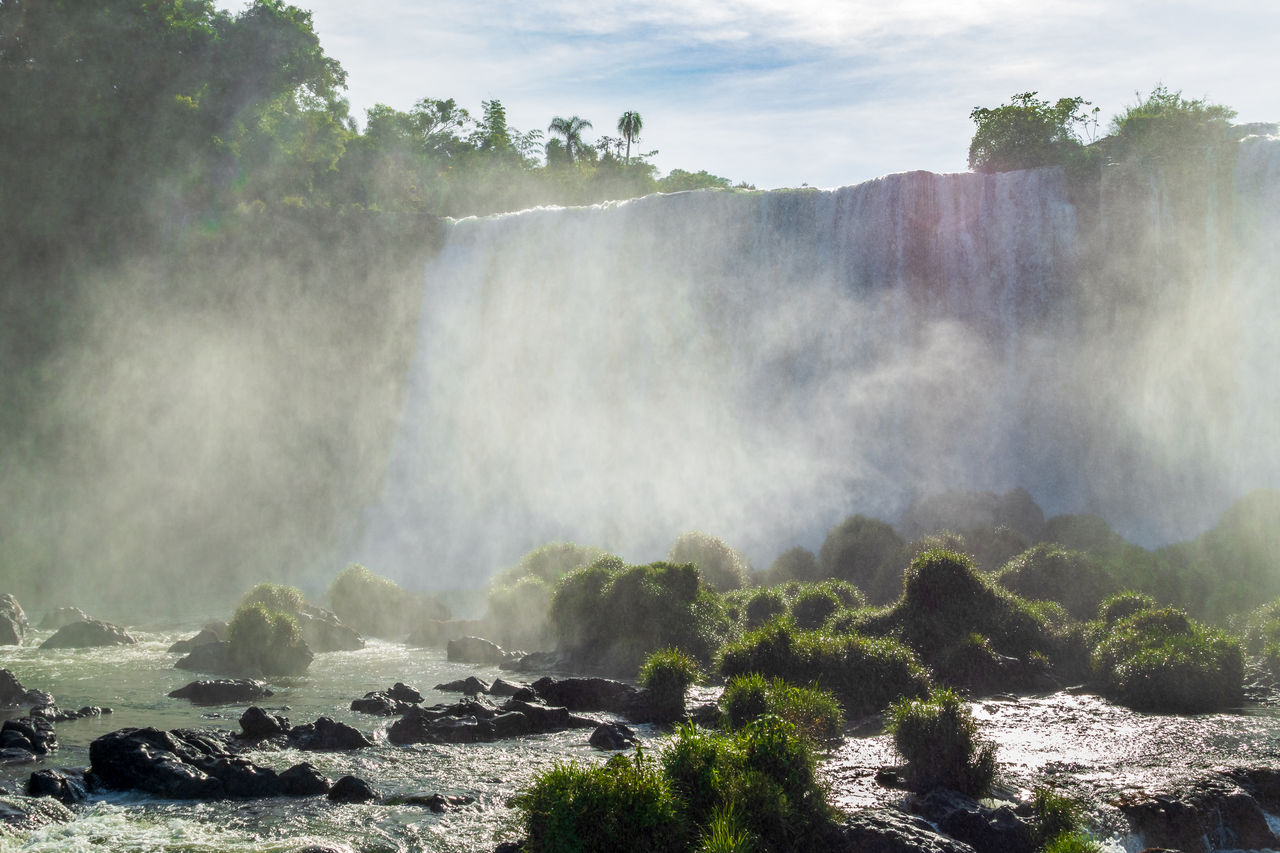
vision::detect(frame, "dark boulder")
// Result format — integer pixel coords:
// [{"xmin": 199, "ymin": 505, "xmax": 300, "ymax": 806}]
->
[
  {"xmin": 447, "ymin": 636, "xmax": 509, "ymax": 665},
  {"xmin": 501, "ymin": 650, "xmax": 564, "ymax": 672},
  {"xmin": 436, "ymin": 676, "xmax": 492, "ymax": 695},
  {"xmin": 386, "ymin": 706, "xmax": 451, "ymax": 745},
  {"xmin": 0, "ymin": 670, "xmax": 47, "ymax": 708},
  {"xmin": 38, "ymin": 606, "xmax": 90, "ymax": 631},
  {"xmin": 489, "ymin": 678, "xmax": 529, "ymax": 698},
  {"xmin": 288, "ymin": 717, "xmax": 374, "ymax": 751},
  {"xmin": 0, "ymin": 716, "xmax": 57, "ymax": 758},
  {"xmin": 910, "ymin": 789, "xmax": 1034, "ymax": 853},
  {"xmin": 395, "ymin": 792, "xmax": 476, "ymax": 812},
  {"xmin": 32, "ymin": 705, "xmax": 111, "ymax": 723},
  {"xmin": 351, "ymin": 692, "xmax": 414, "ymax": 716},
  {"xmin": 238, "ymin": 706, "xmax": 289, "ymax": 739},
  {"xmin": 530, "ymin": 676, "xmax": 639, "ymax": 713},
  {"xmin": 589, "ymin": 721, "xmax": 637, "ymax": 751},
  {"xmin": 168, "ymin": 679, "xmax": 273, "ymax": 705},
  {"xmin": 0, "ymin": 594, "xmax": 29, "ymax": 645},
  {"xmin": 174, "ymin": 641, "xmax": 236, "ymax": 673},
  {"xmin": 89, "ymin": 727, "xmax": 233, "ymax": 799},
  {"xmin": 501, "ymin": 698, "xmax": 571, "ymax": 730},
  {"xmin": 388, "ymin": 682, "xmax": 423, "ymax": 703},
  {"xmin": 328, "ymin": 775, "xmax": 378, "ymax": 803},
  {"xmin": 280, "ymin": 762, "xmax": 331, "ymax": 796},
  {"xmin": 825, "ymin": 808, "xmax": 978, "ymax": 853},
  {"xmin": 0, "ymin": 793, "xmax": 73, "ymax": 833},
  {"xmin": 297, "ymin": 605, "xmax": 365, "ymax": 653},
  {"xmin": 41, "ymin": 618, "xmax": 137, "ymax": 649},
  {"xmin": 1119, "ymin": 777, "xmax": 1280, "ymax": 853},
  {"xmin": 27, "ymin": 769, "xmax": 87, "ymax": 804},
  {"xmin": 169, "ymin": 625, "xmax": 225, "ymax": 654}
]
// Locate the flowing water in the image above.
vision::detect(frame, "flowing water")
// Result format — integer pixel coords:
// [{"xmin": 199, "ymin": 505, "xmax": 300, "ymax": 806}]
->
[{"xmin": 5, "ymin": 629, "xmax": 1280, "ymax": 851}]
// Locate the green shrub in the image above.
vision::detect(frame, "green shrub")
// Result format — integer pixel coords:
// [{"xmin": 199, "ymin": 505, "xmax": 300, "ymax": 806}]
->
[
  {"xmin": 1109, "ymin": 84, "xmax": 1236, "ymax": 157},
  {"xmin": 240, "ymin": 582, "xmax": 305, "ymax": 615},
  {"xmin": 764, "ymin": 546, "xmax": 818, "ymax": 585},
  {"xmin": 742, "ymin": 588, "xmax": 787, "ymax": 629},
  {"xmin": 551, "ymin": 559, "xmax": 730, "ymax": 675},
  {"xmin": 1031, "ymin": 786, "xmax": 1088, "ymax": 847},
  {"xmin": 491, "ymin": 541, "xmax": 607, "ymax": 587},
  {"xmin": 1042, "ymin": 831, "xmax": 1102, "ymax": 853},
  {"xmin": 888, "ymin": 687, "xmax": 996, "ymax": 796},
  {"xmin": 327, "ymin": 564, "xmax": 447, "ymax": 638},
  {"xmin": 670, "ymin": 532, "xmax": 750, "ymax": 592},
  {"xmin": 718, "ymin": 619, "xmax": 929, "ymax": 717},
  {"xmin": 226, "ymin": 602, "xmax": 312, "ymax": 676},
  {"xmin": 641, "ymin": 648, "xmax": 701, "ymax": 724},
  {"xmin": 789, "ymin": 586, "xmax": 841, "ymax": 631},
  {"xmin": 997, "ymin": 544, "xmax": 1117, "ymax": 621},
  {"xmin": 818, "ymin": 515, "xmax": 905, "ymax": 605},
  {"xmin": 967, "ymin": 92, "xmax": 1093, "ymax": 173},
  {"xmin": 517, "ymin": 750, "xmax": 686, "ymax": 852},
  {"xmin": 661, "ymin": 718, "xmax": 832, "ymax": 851},
  {"xmin": 1097, "ymin": 591, "xmax": 1157, "ymax": 626},
  {"xmin": 1091, "ymin": 607, "xmax": 1243, "ymax": 712},
  {"xmin": 721, "ymin": 674, "xmax": 842, "ymax": 742},
  {"xmin": 484, "ymin": 574, "xmax": 553, "ymax": 650}
]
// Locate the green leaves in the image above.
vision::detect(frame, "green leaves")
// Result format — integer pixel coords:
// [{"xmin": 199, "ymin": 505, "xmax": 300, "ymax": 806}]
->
[{"xmin": 967, "ymin": 91, "xmax": 1093, "ymax": 174}]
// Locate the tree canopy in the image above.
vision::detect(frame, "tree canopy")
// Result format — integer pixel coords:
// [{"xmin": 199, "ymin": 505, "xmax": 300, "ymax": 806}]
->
[{"xmin": 966, "ymin": 92, "xmax": 1095, "ymax": 174}]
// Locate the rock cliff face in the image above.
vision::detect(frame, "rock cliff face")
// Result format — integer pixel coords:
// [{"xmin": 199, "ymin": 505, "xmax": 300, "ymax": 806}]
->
[{"xmin": 363, "ymin": 133, "xmax": 1280, "ymax": 582}]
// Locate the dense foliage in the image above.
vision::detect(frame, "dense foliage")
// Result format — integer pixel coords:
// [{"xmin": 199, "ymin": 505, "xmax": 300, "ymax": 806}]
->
[
  {"xmin": 720, "ymin": 673, "xmax": 844, "ymax": 741},
  {"xmin": 888, "ymin": 687, "xmax": 996, "ymax": 795},
  {"xmin": 327, "ymin": 564, "xmax": 447, "ymax": 639},
  {"xmin": 518, "ymin": 718, "xmax": 832, "ymax": 852},
  {"xmin": 997, "ymin": 544, "xmax": 1117, "ymax": 621},
  {"xmin": 668, "ymin": 531, "xmax": 750, "ymax": 592},
  {"xmin": 639, "ymin": 647, "xmax": 701, "ymax": 724},
  {"xmin": 967, "ymin": 92, "xmax": 1097, "ymax": 173},
  {"xmin": 816, "ymin": 515, "xmax": 905, "ymax": 604},
  {"xmin": 226, "ymin": 601, "xmax": 311, "ymax": 676}
]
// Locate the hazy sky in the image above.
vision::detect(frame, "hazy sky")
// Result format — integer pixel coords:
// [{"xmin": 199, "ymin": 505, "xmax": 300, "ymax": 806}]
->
[{"xmin": 231, "ymin": 1, "xmax": 1276, "ymax": 189}]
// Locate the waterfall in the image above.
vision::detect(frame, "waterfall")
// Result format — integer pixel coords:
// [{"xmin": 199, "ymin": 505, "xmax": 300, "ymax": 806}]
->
[{"xmin": 361, "ymin": 137, "xmax": 1280, "ymax": 587}]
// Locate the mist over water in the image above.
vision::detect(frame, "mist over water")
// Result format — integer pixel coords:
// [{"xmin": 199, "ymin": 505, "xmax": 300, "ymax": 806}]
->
[{"xmin": 363, "ymin": 134, "xmax": 1280, "ymax": 588}]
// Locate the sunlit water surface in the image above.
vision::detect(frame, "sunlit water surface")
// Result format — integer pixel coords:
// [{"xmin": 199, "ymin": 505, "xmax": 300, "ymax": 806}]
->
[{"xmin": 4, "ymin": 630, "xmax": 1280, "ymax": 852}]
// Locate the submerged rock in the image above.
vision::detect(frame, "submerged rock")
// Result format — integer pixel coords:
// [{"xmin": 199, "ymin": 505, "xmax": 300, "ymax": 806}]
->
[
  {"xmin": 328, "ymin": 775, "xmax": 378, "ymax": 803},
  {"xmin": 827, "ymin": 808, "xmax": 978, "ymax": 853},
  {"xmin": 0, "ymin": 793, "xmax": 73, "ymax": 833},
  {"xmin": 0, "ymin": 595, "xmax": 29, "ymax": 645},
  {"xmin": 41, "ymin": 618, "xmax": 137, "ymax": 649},
  {"xmin": 168, "ymin": 679, "xmax": 273, "ymax": 705}
]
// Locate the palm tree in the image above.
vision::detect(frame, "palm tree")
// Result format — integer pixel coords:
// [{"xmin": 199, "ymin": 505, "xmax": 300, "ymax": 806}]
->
[
  {"xmin": 547, "ymin": 115, "xmax": 593, "ymax": 164},
  {"xmin": 617, "ymin": 110, "xmax": 643, "ymax": 163}
]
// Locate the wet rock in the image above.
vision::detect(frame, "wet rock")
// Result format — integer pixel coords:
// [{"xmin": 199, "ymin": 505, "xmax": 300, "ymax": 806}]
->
[
  {"xmin": 31, "ymin": 705, "xmax": 112, "ymax": 723},
  {"xmin": 174, "ymin": 640, "xmax": 236, "ymax": 673},
  {"xmin": 1, "ymin": 716, "xmax": 57, "ymax": 757},
  {"xmin": 436, "ymin": 676, "xmax": 492, "ymax": 695},
  {"xmin": 287, "ymin": 717, "xmax": 373, "ymax": 751},
  {"xmin": 489, "ymin": 678, "xmax": 529, "ymax": 697},
  {"xmin": 169, "ymin": 679, "xmax": 274, "ymax": 705},
  {"xmin": 280, "ymin": 762, "xmax": 331, "ymax": 796},
  {"xmin": 41, "ymin": 618, "xmax": 137, "ymax": 649},
  {"xmin": 388, "ymin": 682, "xmax": 423, "ymax": 703},
  {"xmin": 169, "ymin": 624, "xmax": 225, "ymax": 654},
  {"xmin": 530, "ymin": 676, "xmax": 639, "ymax": 713},
  {"xmin": 396, "ymin": 792, "xmax": 476, "ymax": 811},
  {"xmin": 909, "ymin": 789, "xmax": 1034, "ymax": 853},
  {"xmin": 351, "ymin": 691, "xmax": 416, "ymax": 716},
  {"xmin": 447, "ymin": 636, "xmax": 509, "ymax": 665},
  {"xmin": 501, "ymin": 650, "xmax": 564, "ymax": 672},
  {"xmin": 0, "ymin": 670, "xmax": 48, "ymax": 708},
  {"xmin": 238, "ymin": 706, "xmax": 289, "ymax": 739},
  {"xmin": 328, "ymin": 774, "xmax": 378, "ymax": 803},
  {"xmin": 88, "ymin": 726, "xmax": 284, "ymax": 799},
  {"xmin": 26, "ymin": 768, "xmax": 87, "ymax": 804},
  {"xmin": 38, "ymin": 606, "xmax": 90, "ymax": 631},
  {"xmin": 0, "ymin": 793, "xmax": 74, "ymax": 833},
  {"xmin": 502, "ymin": 698, "xmax": 571, "ymax": 730},
  {"xmin": 0, "ymin": 594, "xmax": 29, "ymax": 645},
  {"xmin": 1119, "ymin": 778, "xmax": 1280, "ymax": 853},
  {"xmin": 386, "ymin": 706, "xmax": 450, "ymax": 745},
  {"xmin": 589, "ymin": 721, "xmax": 637, "ymax": 750},
  {"xmin": 826, "ymin": 807, "xmax": 978, "ymax": 852},
  {"xmin": 297, "ymin": 605, "xmax": 365, "ymax": 653}
]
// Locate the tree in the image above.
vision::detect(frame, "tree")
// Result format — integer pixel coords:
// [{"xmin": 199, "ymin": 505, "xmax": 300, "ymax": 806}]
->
[
  {"xmin": 967, "ymin": 92, "xmax": 1094, "ymax": 173},
  {"xmin": 617, "ymin": 110, "xmax": 643, "ymax": 163},
  {"xmin": 547, "ymin": 114, "xmax": 593, "ymax": 164},
  {"xmin": 1108, "ymin": 84, "xmax": 1236, "ymax": 158}
]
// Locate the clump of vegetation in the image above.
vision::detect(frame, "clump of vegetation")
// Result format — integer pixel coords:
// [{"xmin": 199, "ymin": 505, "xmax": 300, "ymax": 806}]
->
[
  {"xmin": 861, "ymin": 549, "xmax": 1066, "ymax": 689},
  {"xmin": 669, "ymin": 532, "xmax": 750, "ymax": 592},
  {"xmin": 740, "ymin": 587, "xmax": 788, "ymax": 629},
  {"xmin": 550, "ymin": 559, "xmax": 729, "ymax": 675},
  {"xmin": 490, "ymin": 541, "xmax": 606, "ymax": 587},
  {"xmin": 887, "ymin": 687, "xmax": 996, "ymax": 796},
  {"xmin": 763, "ymin": 546, "xmax": 819, "ymax": 585},
  {"xmin": 1097, "ymin": 591, "xmax": 1157, "ymax": 626},
  {"xmin": 997, "ymin": 544, "xmax": 1117, "ymax": 621},
  {"xmin": 640, "ymin": 648, "xmax": 701, "ymax": 724},
  {"xmin": 484, "ymin": 574, "xmax": 554, "ymax": 650},
  {"xmin": 517, "ymin": 719, "xmax": 832, "ymax": 852},
  {"xmin": 327, "ymin": 564, "xmax": 447, "ymax": 639},
  {"xmin": 789, "ymin": 586, "xmax": 842, "ymax": 631},
  {"xmin": 240, "ymin": 582, "xmax": 306, "ymax": 616},
  {"xmin": 720, "ymin": 673, "xmax": 843, "ymax": 741},
  {"xmin": 226, "ymin": 602, "xmax": 312, "ymax": 676},
  {"xmin": 817, "ymin": 515, "xmax": 905, "ymax": 605},
  {"xmin": 967, "ymin": 92, "xmax": 1097, "ymax": 174},
  {"xmin": 1091, "ymin": 607, "xmax": 1243, "ymax": 712},
  {"xmin": 1109, "ymin": 84, "xmax": 1237, "ymax": 159},
  {"xmin": 718, "ymin": 618, "xmax": 929, "ymax": 717},
  {"xmin": 1031, "ymin": 787, "xmax": 1098, "ymax": 851},
  {"xmin": 516, "ymin": 749, "xmax": 685, "ymax": 852}
]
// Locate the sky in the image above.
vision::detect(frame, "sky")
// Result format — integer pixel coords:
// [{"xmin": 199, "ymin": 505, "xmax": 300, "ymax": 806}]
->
[{"xmin": 228, "ymin": 0, "xmax": 1278, "ymax": 191}]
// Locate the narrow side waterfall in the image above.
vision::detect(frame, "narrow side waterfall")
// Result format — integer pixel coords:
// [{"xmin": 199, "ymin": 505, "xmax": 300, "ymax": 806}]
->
[{"xmin": 362, "ymin": 135, "xmax": 1280, "ymax": 586}]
